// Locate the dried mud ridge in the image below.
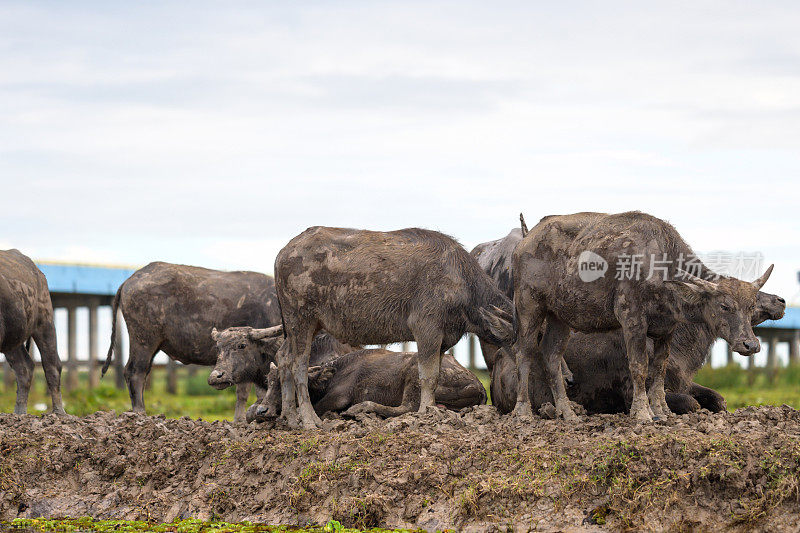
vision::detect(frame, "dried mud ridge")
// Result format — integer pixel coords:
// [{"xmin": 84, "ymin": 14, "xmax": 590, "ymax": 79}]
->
[{"xmin": 1, "ymin": 405, "xmax": 799, "ymax": 532}]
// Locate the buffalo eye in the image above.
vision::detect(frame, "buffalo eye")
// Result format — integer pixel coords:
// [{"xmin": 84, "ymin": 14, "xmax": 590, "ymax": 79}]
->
[
  {"xmin": 237, "ymin": 343, "xmax": 247, "ymax": 350},
  {"xmin": 720, "ymin": 303, "xmax": 733, "ymax": 312}
]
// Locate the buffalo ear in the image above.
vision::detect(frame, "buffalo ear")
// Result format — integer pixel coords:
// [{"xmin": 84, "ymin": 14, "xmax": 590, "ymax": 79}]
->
[
  {"xmin": 751, "ymin": 264, "xmax": 774, "ymax": 290},
  {"xmin": 308, "ymin": 365, "xmax": 335, "ymax": 391},
  {"xmin": 211, "ymin": 327, "xmax": 220, "ymax": 341},
  {"xmin": 258, "ymin": 337, "xmax": 284, "ymax": 363},
  {"xmin": 667, "ymin": 269, "xmax": 720, "ymax": 303},
  {"xmin": 480, "ymin": 307, "xmax": 514, "ymax": 344}
]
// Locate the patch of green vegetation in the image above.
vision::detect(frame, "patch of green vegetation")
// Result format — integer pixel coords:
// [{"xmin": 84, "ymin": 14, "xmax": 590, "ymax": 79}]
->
[
  {"xmin": 2, "ymin": 518, "xmax": 423, "ymax": 533},
  {"xmin": 0, "ymin": 367, "xmax": 255, "ymax": 421},
  {"xmin": 695, "ymin": 364, "xmax": 800, "ymax": 410}
]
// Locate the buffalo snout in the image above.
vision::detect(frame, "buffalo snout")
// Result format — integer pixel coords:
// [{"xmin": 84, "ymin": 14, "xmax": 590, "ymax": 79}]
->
[
  {"xmin": 733, "ymin": 337, "xmax": 761, "ymax": 356},
  {"xmin": 208, "ymin": 369, "xmax": 233, "ymax": 389}
]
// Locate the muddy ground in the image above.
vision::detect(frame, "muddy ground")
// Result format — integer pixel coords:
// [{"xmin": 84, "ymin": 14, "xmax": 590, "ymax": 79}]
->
[{"xmin": 1, "ymin": 405, "xmax": 799, "ymax": 532}]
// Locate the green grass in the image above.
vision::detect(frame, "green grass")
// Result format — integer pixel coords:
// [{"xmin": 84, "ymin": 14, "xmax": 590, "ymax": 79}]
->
[
  {"xmin": 695, "ymin": 364, "xmax": 800, "ymax": 410},
  {"xmin": 0, "ymin": 367, "xmax": 254, "ymax": 421}
]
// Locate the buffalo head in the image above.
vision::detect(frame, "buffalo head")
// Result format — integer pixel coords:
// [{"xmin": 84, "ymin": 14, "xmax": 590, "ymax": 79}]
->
[
  {"xmin": 670, "ymin": 265, "xmax": 774, "ymax": 356},
  {"xmin": 208, "ymin": 325, "xmax": 283, "ymax": 390}
]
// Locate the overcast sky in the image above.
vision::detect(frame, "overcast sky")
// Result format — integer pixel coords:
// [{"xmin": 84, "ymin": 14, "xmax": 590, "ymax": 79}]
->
[{"xmin": 1, "ymin": 2, "xmax": 799, "ymax": 308}]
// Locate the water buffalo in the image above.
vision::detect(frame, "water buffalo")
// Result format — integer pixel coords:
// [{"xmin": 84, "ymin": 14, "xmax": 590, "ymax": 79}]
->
[
  {"xmin": 207, "ymin": 326, "xmax": 486, "ymax": 422},
  {"xmin": 0, "ymin": 249, "xmax": 64, "ymax": 415},
  {"xmin": 208, "ymin": 326, "xmax": 356, "ymax": 416},
  {"xmin": 490, "ymin": 290, "xmax": 786, "ymax": 415},
  {"xmin": 512, "ymin": 211, "xmax": 773, "ymax": 422},
  {"xmin": 101, "ymin": 262, "xmax": 282, "ymax": 421},
  {"xmin": 274, "ymin": 226, "xmax": 514, "ymax": 428}
]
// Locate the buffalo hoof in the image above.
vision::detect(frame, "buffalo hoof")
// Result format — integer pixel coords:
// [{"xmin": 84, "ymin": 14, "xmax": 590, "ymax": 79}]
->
[
  {"xmin": 555, "ymin": 399, "xmax": 579, "ymax": 423},
  {"xmin": 511, "ymin": 402, "xmax": 534, "ymax": 422}
]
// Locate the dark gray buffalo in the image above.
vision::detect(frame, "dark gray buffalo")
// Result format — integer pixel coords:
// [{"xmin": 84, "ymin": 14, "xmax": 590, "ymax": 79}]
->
[
  {"xmin": 512, "ymin": 211, "xmax": 773, "ymax": 422},
  {"xmin": 207, "ymin": 326, "xmax": 486, "ymax": 421},
  {"xmin": 208, "ymin": 326, "xmax": 355, "ymax": 418},
  {"xmin": 0, "ymin": 249, "xmax": 64, "ymax": 415},
  {"xmin": 491, "ymin": 290, "xmax": 785, "ymax": 415},
  {"xmin": 274, "ymin": 226, "xmax": 514, "ymax": 428},
  {"xmin": 101, "ymin": 261, "xmax": 281, "ymax": 421},
  {"xmin": 471, "ymin": 221, "xmax": 785, "ymax": 414}
]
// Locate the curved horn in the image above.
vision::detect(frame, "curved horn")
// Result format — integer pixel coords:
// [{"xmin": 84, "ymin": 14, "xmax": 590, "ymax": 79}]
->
[
  {"xmin": 211, "ymin": 327, "xmax": 220, "ymax": 341},
  {"xmin": 752, "ymin": 264, "xmax": 774, "ymax": 290},
  {"xmin": 248, "ymin": 325, "xmax": 284, "ymax": 340},
  {"xmin": 520, "ymin": 213, "xmax": 529, "ymax": 237}
]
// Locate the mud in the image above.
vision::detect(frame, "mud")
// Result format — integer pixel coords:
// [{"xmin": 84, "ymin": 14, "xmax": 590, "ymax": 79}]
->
[{"xmin": 1, "ymin": 405, "xmax": 799, "ymax": 532}]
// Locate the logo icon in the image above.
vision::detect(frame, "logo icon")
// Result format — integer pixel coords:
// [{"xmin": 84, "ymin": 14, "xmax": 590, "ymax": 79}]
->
[{"xmin": 578, "ymin": 251, "xmax": 608, "ymax": 282}]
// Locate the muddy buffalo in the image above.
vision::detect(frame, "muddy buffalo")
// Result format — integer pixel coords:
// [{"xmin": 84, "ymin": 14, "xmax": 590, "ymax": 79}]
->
[
  {"xmin": 208, "ymin": 326, "xmax": 486, "ymax": 422},
  {"xmin": 274, "ymin": 226, "xmax": 514, "ymax": 428},
  {"xmin": 472, "ymin": 221, "xmax": 785, "ymax": 414},
  {"xmin": 101, "ymin": 262, "xmax": 282, "ymax": 421},
  {"xmin": 491, "ymin": 290, "xmax": 786, "ymax": 415},
  {"xmin": 512, "ymin": 211, "xmax": 773, "ymax": 422},
  {"xmin": 0, "ymin": 249, "xmax": 65, "ymax": 415},
  {"xmin": 208, "ymin": 326, "xmax": 356, "ymax": 419}
]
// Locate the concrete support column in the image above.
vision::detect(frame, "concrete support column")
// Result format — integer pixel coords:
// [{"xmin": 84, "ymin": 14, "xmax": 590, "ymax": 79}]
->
[
  {"xmin": 114, "ymin": 312, "xmax": 125, "ymax": 389},
  {"xmin": 726, "ymin": 344, "xmax": 734, "ymax": 366},
  {"xmin": 88, "ymin": 302, "xmax": 99, "ymax": 389},
  {"xmin": 468, "ymin": 334, "xmax": 477, "ymax": 371},
  {"xmin": 66, "ymin": 305, "xmax": 78, "ymax": 392},
  {"xmin": 166, "ymin": 358, "xmax": 178, "ymax": 394},
  {"xmin": 790, "ymin": 331, "xmax": 799, "ymax": 366},
  {"xmin": 401, "ymin": 342, "xmax": 410, "ymax": 353},
  {"xmin": 767, "ymin": 335, "xmax": 779, "ymax": 383}
]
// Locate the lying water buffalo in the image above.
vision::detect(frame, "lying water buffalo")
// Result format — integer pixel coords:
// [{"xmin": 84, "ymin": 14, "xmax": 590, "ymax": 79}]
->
[
  {"xmin": 208, "ymin": 326, "xmax": 486, "ymax": 421},
  {"xmin": 274, "ymin": 226, "xmax": 514, "ymax": 428},
  {"xmin": 208, "ymin": 326, "xmax": 355, "ymax": 419},
  {"xmin": 0, "ymin": 249, "xmax": 64, "ymax": 415},
  {"xmin": 491, "ymin": 290, "xmax": 786, "ymax": 415},
  {"xmin": 512, "ymin": 211, "xmax": 773, "ymax": 422},
  {"xmin": 101, "ymin": 262, "xmax": 281, "ymax": 421}
]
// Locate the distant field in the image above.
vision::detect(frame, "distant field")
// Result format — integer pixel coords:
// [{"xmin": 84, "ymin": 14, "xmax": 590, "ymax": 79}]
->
[{"xmin": 1, "ymin": 364, "xmax": 798, "ymax": 419}]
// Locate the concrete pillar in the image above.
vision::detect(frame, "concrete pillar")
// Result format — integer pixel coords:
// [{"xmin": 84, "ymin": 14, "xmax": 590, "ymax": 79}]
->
[
  {"xmin": 790, "ymin": 331, "xmax": 799, "ymax": 366},
  {"xmin": 166, "ymin": 358, "xmax": 178, "ymax": 394},
  {"xmin": 88, "ymin": 303, "xmax": 99, "ymax": 389},
  {"xmin": 726, "ymin": 344, "xmax": 734, "ymax": 366},
  {"xmin": 468, "ymin": 334, "xmax": 477, "ymax": 371},
  {"xmin": 767, "ymin": 335, "xmax": 779, "ymax": 383},
  {"xmin": 66, "ymin": 306, "xmax": 78, "ymax": 392},
  {"xmin": 401, "ymin": 342, "xmax": 410, "ymax": 353},
  {"xmin": 114, "ymin": 312, "xmax": 125, "ymax": 389}
]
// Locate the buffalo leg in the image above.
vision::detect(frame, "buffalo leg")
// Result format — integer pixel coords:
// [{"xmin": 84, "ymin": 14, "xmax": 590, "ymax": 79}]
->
[
  {"xmin": 233, "ymin": 382, "xmax": 251, "ymax": 423},
  {"xmin": 616, "ymin": 298, "xmax": 653, "ymax": 422},
  {"xmin": 648, "ymin": 335, "xmax": 673, "ymax": 417},
  {"xmin": 512, "ymin": 290, "xmax": 546, "ymax": 420},
  {"xmin": 540, "ymin": 316, "xmax": 578, "ymax": 422},
  {"xmin": 5, "ymin": 344, "xmax": 35, "ymax": 415},
  {"xmin": 292, "ymin": 326, "xmax": 323, "ymax": 430},
  {"xmin": 276, "ymin": 341, "xmax": 298, "ymax": 427},
  {"xmin": 124, "ymin": 341, "xmax": 158, "ymax": 414},
  {"xmin": 665, "ymin": 392, "xmax": 701, "ymax": 414},
  {"xmin": 688, "ymin": 382, "xmax": 727, "ymax": 412},
  {"xmin": 412, "ymin": 327, "xmax": 443, "ymax": 413},
  {"xmin": 33, "ymin": 323, "xmax": 65, "ymax": 414}
]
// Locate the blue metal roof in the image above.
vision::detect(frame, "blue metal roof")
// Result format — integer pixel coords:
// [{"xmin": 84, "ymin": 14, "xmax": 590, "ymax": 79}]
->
[
  {"xmin": 756, "ymin": 307, "xmax": 800, "ymax": 330},
  {"xmin": 36, "ymin": 262, "xmax": 137, "ymax": 296}
]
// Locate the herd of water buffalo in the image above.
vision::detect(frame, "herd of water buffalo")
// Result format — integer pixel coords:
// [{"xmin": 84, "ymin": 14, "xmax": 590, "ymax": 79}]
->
[{"xmin": 0, "ymin": 211, "xmax": 786, "ymax": 428}]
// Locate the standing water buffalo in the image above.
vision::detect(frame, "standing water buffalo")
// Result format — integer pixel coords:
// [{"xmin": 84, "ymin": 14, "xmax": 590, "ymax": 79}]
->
[
  {"xmin": 0, "ymin": 249, "xmax": 65, "ymax": 415},
  {"xmin": 512, "ymin": 211, "xmax": 773, "ymax": 422},
  {"xmin": 208, "ymin": 326, "xmax": 486, "ymax": 421},
  {"xmin": 490, "ymin": 290, "xmax": 785, "ymax": 415},
  {"xmin": 101, "ymin": 262, "xmax": 281, "ymax": 421},
  {"xmin": 273, "ymin": 226, "xmax": 514, "ymax": 429},
  {"xmin": 471, "ymin": 220, "xmax": 785, "ymax": 414}
]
